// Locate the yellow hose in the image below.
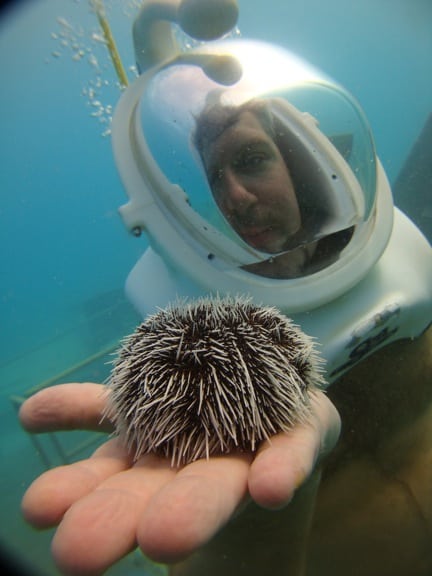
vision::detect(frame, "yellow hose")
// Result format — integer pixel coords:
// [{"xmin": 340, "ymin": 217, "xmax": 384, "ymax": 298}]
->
[{"xmin": 91, "ymin": 0, "xmax": 129, "ymax": 88}]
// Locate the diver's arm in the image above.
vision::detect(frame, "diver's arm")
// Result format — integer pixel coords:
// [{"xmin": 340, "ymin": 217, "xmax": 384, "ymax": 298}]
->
[{"xmin": 174, "ymin": 329, "xmax": 432, "ymax": 576}]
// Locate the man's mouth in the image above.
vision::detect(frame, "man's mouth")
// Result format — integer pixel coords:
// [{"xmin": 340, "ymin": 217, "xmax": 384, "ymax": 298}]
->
[{"xmin": 239, "ymin": 225, "xmax": 274, "ymax": 248}]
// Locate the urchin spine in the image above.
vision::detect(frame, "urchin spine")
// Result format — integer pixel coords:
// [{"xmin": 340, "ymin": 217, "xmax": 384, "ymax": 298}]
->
[{"xmin": 104, "ymin": 296, "xmax": 326, "ymax": 465}]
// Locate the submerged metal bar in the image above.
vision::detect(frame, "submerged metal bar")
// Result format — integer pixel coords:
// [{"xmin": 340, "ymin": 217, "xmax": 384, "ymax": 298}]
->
[{"xmin": 91, "ymin": 0, "xmax": 130, "ymax": 88}]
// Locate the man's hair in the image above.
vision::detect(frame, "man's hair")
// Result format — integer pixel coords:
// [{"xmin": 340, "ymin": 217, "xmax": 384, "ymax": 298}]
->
[{"xmin": 193, "ymin": 97, "xmax": 275, "ymax": 169}]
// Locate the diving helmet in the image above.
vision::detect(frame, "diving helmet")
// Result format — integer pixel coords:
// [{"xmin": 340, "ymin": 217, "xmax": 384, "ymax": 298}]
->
[
  {"xmin": 112, "ymin": 0, "xmax": 392, "ymax": 312},
  {"xmin": 110, "ymin": 0, "xmax": 431, "ymax": 379}
]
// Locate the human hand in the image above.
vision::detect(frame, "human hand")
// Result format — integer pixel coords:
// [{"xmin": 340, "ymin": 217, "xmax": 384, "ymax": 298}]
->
[{"xmin": 20, "ymin": 382, "xmax": 340, "ymax": 575}]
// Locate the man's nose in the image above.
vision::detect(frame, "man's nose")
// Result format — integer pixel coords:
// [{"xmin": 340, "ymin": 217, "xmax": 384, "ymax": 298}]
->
[{"xmin": 221, "ymin": 171, "xmax": 256, "ymax": 213}]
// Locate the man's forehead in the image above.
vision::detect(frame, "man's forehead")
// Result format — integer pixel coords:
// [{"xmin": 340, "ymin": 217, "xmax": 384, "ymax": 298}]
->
[{"xmin": 202, "ymin": 111, "xmax": 266, "ymax": 169}]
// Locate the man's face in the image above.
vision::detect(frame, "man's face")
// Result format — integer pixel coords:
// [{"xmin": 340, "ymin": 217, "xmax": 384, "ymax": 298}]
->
[{"xmin": 203, "ymin": 110, "xmax": 301, "ymax": 254}]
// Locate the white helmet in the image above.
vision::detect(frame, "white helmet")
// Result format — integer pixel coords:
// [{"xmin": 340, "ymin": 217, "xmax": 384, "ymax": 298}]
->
[
  {"xmin": 113, "ymin": 5, "xmax": 392, "ymax": 312},
  {"xmin": 110, "ymin": 0, "xmax": 431, "ymax": 378}
]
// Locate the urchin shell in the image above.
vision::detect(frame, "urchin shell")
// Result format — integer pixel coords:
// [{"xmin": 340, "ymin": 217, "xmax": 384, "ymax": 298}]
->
[{"xmin": 105, "ymin": 296, "xmax": 325, "ymax": 465}]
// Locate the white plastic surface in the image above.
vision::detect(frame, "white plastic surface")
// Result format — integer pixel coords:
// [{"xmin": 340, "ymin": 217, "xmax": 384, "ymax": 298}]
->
[
  {"xmin": 112, "ymin": 40, "xmax": 394, "ymax": 314},
  {"xmin": 125, "ymin": 209, "xmax": 432, "ymax": 383},
  {"xmin": 133, "ymin": 0, "xmax": 238, "ymax": 71}
]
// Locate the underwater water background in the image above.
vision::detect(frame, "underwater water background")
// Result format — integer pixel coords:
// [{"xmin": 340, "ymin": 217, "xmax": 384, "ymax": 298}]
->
[{"xmin": 0, "ymin": 0, "xmax": 431, "ymax": 574}]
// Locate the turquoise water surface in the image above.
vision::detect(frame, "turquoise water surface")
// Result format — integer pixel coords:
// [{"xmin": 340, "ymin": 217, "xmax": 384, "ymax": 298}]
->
[{"xmin": 0, "ymin": 0, "xmax": 431, "ymax": 574}]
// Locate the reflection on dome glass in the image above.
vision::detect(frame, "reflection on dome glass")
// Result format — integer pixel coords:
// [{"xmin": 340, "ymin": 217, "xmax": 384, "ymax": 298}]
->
[{"xmin": 138, "ymin": 44, "xmax": 375, "ymax": 279}]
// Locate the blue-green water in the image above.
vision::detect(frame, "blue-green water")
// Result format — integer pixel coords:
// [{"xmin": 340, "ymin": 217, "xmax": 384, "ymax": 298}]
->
[{"xmin": 0, "ymin": 0, "xmax": 431, "ymax": 574}]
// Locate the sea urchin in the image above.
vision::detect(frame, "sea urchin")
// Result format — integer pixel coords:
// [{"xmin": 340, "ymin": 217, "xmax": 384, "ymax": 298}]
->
[{"xmin": 104, "ymin": 296, "xmax": 325, "ymax": 465}]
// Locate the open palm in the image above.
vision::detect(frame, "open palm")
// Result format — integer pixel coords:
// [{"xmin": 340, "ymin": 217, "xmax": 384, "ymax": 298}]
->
[{"xmin": 20, "ymin": 383, "xmax": 340, "ymax": 575}]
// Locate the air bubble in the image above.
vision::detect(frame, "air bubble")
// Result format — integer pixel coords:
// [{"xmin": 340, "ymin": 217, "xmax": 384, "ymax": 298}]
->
[
  {"xmin": 91, "ymin": 32, "xmax": 107, "ymax": 45},
  {"xmin": 57, "ymin": 17, "xmax": 73, "ymax": 30},
  {"xmin": 50, "ymin": 4, "xmax": 140, "ymax": 137},
  {"xmin": 88, "ymin": 54, "xmax": 99, "ymax": 68},
  {"xmin": 72, "ymin": 50, "xmax": 85, "ymax": 61}
]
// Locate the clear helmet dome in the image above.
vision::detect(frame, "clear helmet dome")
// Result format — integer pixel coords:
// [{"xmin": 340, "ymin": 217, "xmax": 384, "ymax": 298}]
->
[{"xmin": 113, "ymin": 38, "xmax": 392, "ymax": 308}]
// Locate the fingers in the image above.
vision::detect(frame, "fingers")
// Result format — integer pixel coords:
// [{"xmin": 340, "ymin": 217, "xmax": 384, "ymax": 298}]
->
[
  {"xmin": 137, "ymin": 453, "xmax": 253, "ymax": 564},
  {"xmin": 248, "ymin": 391, "xmax": 341, "ymax": 510},
  {"xmin": 22, "ymin": 439, "xmax": 131, "ymax": 529},
  {"xmin": 51, "ymin": 454, "xmax": 177, "ymax": 576},
  {"xmin": 24, "ymin": 449, "xmax": 252, "ymax": 573},
  {"xmin": 20, "ymin": 385, "xmax": 341, "ymax": 574},
  {"xmin": 19, "ymin": 383, "xmax": 112, "ymax": 433}
]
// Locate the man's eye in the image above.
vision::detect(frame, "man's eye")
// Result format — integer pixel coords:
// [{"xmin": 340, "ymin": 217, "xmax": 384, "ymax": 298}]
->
[
  {"xmin": 234, "ymin": 149, "xmax": 267, "ymax": 171},
  {"xmin": 210, "ymin": 167, "xmax": 224, "ymax": 187}
]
